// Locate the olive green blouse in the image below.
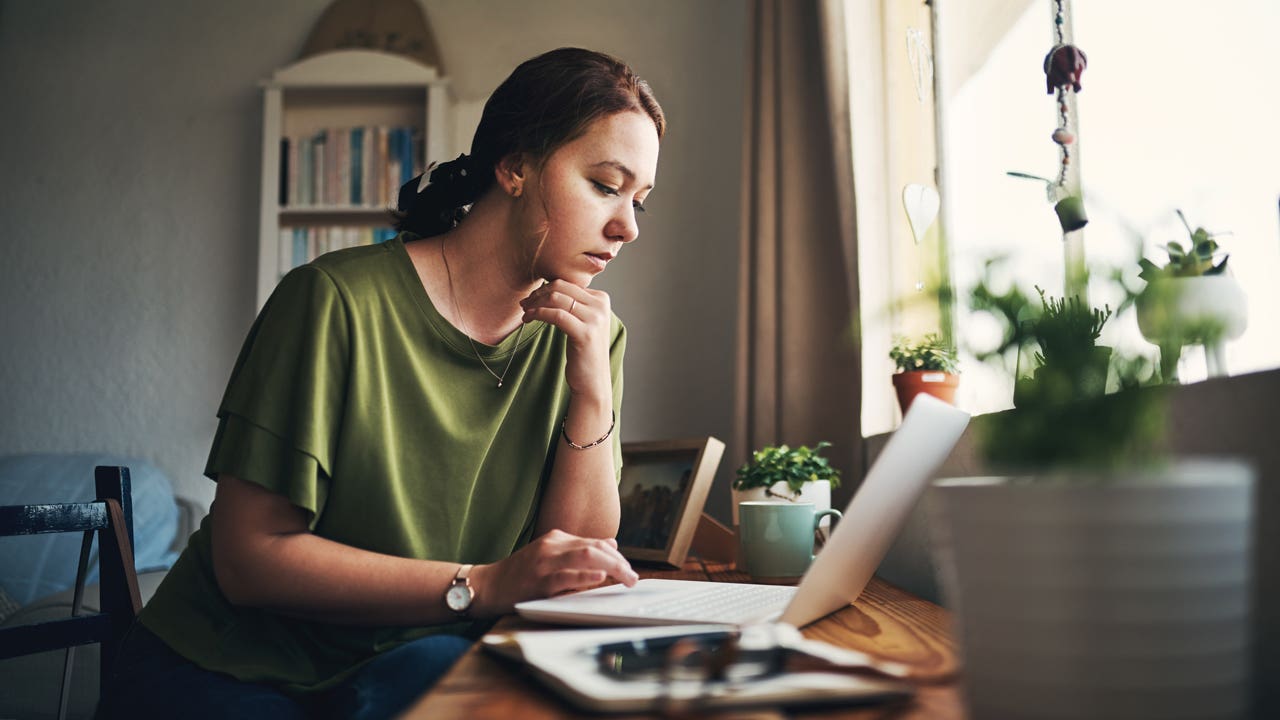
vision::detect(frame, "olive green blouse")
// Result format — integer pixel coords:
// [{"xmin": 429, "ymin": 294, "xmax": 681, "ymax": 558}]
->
[{"xmin": 139, "ymin": 235, "xmax": 625, "ymax": 692}]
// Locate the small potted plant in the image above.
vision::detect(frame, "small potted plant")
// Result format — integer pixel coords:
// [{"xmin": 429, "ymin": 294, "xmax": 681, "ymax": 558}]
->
[
  {"xmin": 889, "ymin": 334, "xmax": 960, "ymax": 415},
  {"xmin": 1135, "ymin": 210, "xmax": 1246, "ymax": 381},
  {"xmin": 730, "ymin": 442, "xmax": 841, "ymax": 530},
  {"xmin": 1014, "ymin": 287, "xmax": 1112, "ymax": 407}
]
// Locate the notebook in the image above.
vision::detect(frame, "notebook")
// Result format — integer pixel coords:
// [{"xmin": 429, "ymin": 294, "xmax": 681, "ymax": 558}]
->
[{"xmin": 515, "ymin": 393, "xmax": 971, "ymax": 628}]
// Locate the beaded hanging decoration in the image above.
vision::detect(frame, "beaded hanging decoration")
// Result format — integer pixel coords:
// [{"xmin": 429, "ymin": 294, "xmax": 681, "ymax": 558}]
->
[{"xmin": 1043, "ymin": 0, "xmax": 1087, "ymax": 201}]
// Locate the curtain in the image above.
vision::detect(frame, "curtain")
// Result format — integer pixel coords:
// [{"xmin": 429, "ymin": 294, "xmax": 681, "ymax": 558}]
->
[{"xmin": 734, "ymin": 0, "xmax": 863, "ymax": 502}]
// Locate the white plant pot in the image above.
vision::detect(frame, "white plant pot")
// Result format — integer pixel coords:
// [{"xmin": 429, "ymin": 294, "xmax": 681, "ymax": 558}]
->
[
  {"xmin": 929, "ymin": 460, "xmax": 1254, "ymax": 720},
  {"xmin": 732, "ymin": 480, "xmax": 832, "ymax": 531},
  {"xmin": 1136, "ymin": 275, "xmax": 1247, "ymax": 378}
]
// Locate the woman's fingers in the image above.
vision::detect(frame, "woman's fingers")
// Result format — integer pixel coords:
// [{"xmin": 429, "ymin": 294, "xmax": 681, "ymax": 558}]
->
[
  {"xmin": 519, "ymin": 281, "xmax": 604, "ymax": 327},
  {"xmin": 546, "ymin": 568, "xmax": 608, "ymax": 595},
  {"xmin": 553, "ymin": 540, "xmax": 637, "ymax": 587}
]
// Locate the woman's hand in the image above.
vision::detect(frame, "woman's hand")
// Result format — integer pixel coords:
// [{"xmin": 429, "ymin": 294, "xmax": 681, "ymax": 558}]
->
[
  {"xmin": 519, "ymin": 280, "xmax": 612, "ymax": 401},
  {"xmin": 468, "ymin": 529, "xmax": 638, "ymax": 617}
]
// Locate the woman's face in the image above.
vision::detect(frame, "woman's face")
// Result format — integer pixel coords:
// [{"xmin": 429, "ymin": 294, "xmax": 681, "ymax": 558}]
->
[{"xmin": 517, "ymin": 110, "xmax": 660, "ymax": 287}]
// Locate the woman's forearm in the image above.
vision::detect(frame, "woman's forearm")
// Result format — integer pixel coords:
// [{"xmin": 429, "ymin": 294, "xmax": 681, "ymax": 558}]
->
[
  {"xmin": 535, "ymin": 392, "xmax": 621, "ymax": 538},
  {"xmin": 215, "ymin": 529, "xmax": 466, "ymax": 625}
]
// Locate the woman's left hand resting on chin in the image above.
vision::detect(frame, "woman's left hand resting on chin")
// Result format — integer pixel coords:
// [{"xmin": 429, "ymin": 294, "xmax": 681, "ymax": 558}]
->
[{"xmin": 210, "ymin": 475, "xmax": 636, "ymax": 626}]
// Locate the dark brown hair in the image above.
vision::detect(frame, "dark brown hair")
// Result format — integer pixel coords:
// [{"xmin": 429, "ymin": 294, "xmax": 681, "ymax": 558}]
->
[{"xmin": 395, "ymin": 47, "xmax": 666, "ymax": 238}]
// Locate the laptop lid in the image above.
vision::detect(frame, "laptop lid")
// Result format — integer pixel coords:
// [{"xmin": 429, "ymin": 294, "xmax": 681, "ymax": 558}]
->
[
  {"xmin": 514, "ymin": 393, "xmax": 969, "ymax": 627},
  {"xmin": 778, "ymin": 393, "xmax": 969, "ymax": 625}
]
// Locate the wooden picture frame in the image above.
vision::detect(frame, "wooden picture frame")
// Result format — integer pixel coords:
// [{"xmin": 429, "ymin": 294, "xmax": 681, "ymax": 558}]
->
[{"xmin": 616, "ymin": 436, "xmax": 725, "ymax": 567}]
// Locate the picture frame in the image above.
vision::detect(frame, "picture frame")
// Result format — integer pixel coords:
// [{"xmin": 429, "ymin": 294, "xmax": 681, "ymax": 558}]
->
[{"xmin": 616, "ymin": 436, "xmax": 725, "ymax": 567}]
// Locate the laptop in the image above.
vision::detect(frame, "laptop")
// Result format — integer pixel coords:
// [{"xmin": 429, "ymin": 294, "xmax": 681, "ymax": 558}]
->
[{"xmin": 515, "ymin": 393, "xmax": 970, "ymax": 628}]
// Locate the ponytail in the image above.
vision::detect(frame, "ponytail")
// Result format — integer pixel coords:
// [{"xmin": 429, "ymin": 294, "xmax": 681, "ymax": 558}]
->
[{"xmin": 393, "ymin": 153, "xmax": 491, "ymax": 238}]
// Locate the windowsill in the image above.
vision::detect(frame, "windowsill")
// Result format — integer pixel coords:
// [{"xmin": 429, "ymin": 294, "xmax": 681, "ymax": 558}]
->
[{"xmin": 856, "ymin": 366, "xmax": 1280, "ymax": 605}]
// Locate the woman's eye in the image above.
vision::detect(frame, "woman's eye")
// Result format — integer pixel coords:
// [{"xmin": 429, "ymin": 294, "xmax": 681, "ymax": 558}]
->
[
  {"xmin": 633, "ymin": 201, "xmax": 646, "ymax": 213},
  {"xmin": 592, "ymin": 181, "xmax": 619, "ymax": 196}
]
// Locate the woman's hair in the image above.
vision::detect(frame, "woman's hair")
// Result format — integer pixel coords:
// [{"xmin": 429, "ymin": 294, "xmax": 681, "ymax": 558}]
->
[{"xmin": 394, "ymin": 47, "xmax": 666, "ymax": 238}]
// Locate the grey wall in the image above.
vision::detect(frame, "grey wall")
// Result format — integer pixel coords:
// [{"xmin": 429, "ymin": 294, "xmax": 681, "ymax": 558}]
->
[{"xmin": 0, "ymin": 0, "xmax": 748, "ymax": 512}]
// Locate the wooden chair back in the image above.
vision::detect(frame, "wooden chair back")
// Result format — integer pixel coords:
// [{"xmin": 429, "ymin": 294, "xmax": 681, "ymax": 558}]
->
[{"xmin": 0, "ymin": 466, "xmax": 142, "ymax": 720}]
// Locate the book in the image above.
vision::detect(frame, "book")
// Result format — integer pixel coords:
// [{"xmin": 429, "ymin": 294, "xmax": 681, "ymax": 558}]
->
[
  {"xmin": 278, "ymin": 138, "xmax": 289, "ymax": 206},
  {"xmin": 350, "ymin": 127, "xmax": 364, "ymax": 206}
]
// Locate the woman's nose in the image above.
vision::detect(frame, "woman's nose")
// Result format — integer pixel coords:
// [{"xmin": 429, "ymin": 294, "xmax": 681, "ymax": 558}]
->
[{"xmin": 609, "ymin": 206, "xmax": 640, "ymax": 244}]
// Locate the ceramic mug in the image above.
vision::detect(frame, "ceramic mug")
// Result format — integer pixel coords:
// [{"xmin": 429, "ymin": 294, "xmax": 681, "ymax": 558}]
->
[{"xmin": 737, "ymin": 501, "xmax": 842, "ymax": 581}]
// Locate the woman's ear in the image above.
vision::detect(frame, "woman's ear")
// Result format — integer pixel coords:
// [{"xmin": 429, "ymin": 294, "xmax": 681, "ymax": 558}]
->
[{"xmin": 495, "ymin": 153, "xmax": 528, "ymax": 198}]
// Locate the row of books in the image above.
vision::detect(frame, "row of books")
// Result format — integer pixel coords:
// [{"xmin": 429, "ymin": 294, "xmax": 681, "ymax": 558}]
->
[
  {"xmin": 278, "ymin": 226, "xmax": 399, "ymax": 277},
  {"xmin": 280, "ymin": 125, "xmax": 423, "ymax": 209}
]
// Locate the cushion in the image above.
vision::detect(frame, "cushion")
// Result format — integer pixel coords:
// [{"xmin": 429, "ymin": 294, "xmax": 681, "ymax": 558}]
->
[{"xmin": 0, "ymin": 453, "xmax": 179, "ymax": 608}]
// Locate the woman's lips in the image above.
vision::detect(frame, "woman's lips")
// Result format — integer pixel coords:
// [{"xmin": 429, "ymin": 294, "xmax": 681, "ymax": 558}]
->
[{"xmin": 585, "ymin": 252, "xmax": 614, "ymax": 271}]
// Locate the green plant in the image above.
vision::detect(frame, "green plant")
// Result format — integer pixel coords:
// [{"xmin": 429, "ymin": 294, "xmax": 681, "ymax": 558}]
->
[
  {"xmin": 964, "ymin": 259, "xmax": 1163, "ymax": 471},
  {"xmin": 1138, "ymin": 209, "xmax": 1229, "ymax": 281},
  {"xmin": 890, "ymin": 334, "xmax": 959, "ymax": 374},
  {"xmin": 733, "ymin": 442, "xmax": 842, "ymax": 497},
  {"xmin": 1030, "ymin": 286, "xmax": 1111, "ymax": 369}
]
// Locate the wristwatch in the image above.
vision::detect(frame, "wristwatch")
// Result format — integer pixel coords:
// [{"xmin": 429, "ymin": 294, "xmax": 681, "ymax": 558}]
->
[{"xmin": 445, "ymin": 563, "xmax": 475, "ymax": 616}]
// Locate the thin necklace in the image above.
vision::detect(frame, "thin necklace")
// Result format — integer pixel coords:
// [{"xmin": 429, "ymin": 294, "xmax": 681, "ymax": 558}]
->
[{"xmin": 440, "ymin": 239, "xmax": 524, "ymax": 388}]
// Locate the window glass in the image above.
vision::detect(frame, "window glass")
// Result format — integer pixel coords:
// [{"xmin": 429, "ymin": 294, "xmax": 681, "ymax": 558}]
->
[{"xmin": 935, "ymin": 0, "xmax": 1280, "ymax": 418}]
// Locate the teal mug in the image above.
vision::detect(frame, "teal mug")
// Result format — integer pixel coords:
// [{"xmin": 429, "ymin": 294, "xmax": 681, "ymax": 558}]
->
[{"xmin": 737, "ymin": 501, "xmax": 842, "ymax": 581}]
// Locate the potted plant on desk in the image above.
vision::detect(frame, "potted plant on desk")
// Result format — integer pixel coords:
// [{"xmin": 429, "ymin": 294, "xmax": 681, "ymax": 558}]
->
[
  {"xmin": 928, "ymin": 261, "xmax": 1255, "ymax": 719},
  {"xmin": 889, "ymin": 334, "xmax": 960, "ymax": 415},
  {"xmin": 731, "ymin": 443, "xmax": 841, "ymax": 535}
]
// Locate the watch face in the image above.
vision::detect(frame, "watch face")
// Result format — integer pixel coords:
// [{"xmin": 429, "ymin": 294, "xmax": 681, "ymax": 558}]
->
[{"xmin": 446, "ymin": 583, "xmax": 473, "ymax": 612}]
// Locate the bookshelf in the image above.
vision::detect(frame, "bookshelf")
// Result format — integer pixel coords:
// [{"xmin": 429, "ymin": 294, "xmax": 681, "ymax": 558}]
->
[{"xmin": 257, "ymin": 49, "xmax": 449, "ymax": 308}]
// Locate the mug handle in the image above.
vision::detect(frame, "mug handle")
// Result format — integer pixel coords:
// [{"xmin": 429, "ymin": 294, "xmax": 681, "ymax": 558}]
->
[{"xmin": 813, "ymin": 508, "xmax": 842, "ymax": 532}]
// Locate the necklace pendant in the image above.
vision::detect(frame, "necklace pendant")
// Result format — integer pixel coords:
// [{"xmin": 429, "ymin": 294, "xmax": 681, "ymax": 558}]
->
[{"xmin": 497, "ymin": 381, "xmax": 503, "ymax": 388}]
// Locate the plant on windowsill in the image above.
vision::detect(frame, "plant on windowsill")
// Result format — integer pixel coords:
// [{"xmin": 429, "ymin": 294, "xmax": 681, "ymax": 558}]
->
[
  {"xmin": 926, "ymin": 257, "xmax": 1254, "ymax": 718},
  {"xmin": 1011, "ymin": 286, "xmax": 1112, "ymax": 409},
  {"xmin": 730, "ymin": 442, "xmax": 842, "ymax": 530},
  {"xmin": 889, "ymin": 334, "xmax": 960, "ymax": 415},
  {"xmin": 1135, "ymin": 210, "xmax": 1246, "ymax": 382}
]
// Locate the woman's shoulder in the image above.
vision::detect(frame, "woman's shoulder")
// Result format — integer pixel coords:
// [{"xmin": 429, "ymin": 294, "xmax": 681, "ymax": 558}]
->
[{"xmin": 309, "ymin": 237, "xmax": 402, "ymax": 280}]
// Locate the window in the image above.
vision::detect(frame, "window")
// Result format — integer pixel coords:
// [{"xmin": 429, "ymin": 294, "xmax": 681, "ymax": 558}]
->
[{"xmin": 856, "ymin": 0, "xmax": 1280, "ymax": 434}]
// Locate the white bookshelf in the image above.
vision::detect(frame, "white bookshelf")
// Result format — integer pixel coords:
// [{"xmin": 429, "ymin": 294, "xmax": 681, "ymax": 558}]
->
[{"xmin": 257, "ymin": 49, "xmax": 449, "ymax": 308}]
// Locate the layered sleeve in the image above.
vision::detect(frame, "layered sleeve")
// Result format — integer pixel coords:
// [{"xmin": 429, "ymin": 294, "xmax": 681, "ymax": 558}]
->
[{"xmin": 204, "ymin": 266, "xmax": 351, "ymax": 525}]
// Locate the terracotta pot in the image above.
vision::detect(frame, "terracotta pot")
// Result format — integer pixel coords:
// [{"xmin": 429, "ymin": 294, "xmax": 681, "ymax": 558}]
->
[{"xmin": 892, "ymin": 371, "xmax": 959, "ymax": 416}]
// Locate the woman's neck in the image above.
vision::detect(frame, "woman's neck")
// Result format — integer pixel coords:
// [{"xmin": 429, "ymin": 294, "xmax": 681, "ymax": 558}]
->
[{"xmin": 408, "ymin": 200, "xmax": 538, "ymax": 345}]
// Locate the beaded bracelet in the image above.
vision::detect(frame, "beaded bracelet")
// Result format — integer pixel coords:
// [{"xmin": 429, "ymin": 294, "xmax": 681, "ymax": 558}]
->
[{"xmin": 562, "ymin": 411, "xmax": 615, "ymax": 450}]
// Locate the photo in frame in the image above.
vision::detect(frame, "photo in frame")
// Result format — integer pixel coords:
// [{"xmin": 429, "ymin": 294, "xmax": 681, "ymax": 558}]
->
[{"xmin": 616, "ymin": 437, "xmax": 725, "ymax": 567}]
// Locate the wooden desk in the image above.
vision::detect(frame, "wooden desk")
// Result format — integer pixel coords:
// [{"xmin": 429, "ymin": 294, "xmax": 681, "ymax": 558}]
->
[{"xmin": 404, "ymin": 559, "xmax": 964, "ymax": 719}]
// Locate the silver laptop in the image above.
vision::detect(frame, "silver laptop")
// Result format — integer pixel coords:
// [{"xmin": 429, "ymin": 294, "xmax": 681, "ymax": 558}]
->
[{"xmin": 515, "ymin": 393, "xmax": 970, "ymax": 628}]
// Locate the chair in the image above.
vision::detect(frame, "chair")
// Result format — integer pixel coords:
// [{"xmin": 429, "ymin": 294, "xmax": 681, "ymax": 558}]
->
[{"xmin": 0, "ymin": 466, "xmax": 142, "ymax": 720}]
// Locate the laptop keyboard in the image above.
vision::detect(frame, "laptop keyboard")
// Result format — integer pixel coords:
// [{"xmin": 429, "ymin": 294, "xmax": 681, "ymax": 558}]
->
[{"xmin": 625, "ymin": 583, "xmax": 796, "ymax": 624}]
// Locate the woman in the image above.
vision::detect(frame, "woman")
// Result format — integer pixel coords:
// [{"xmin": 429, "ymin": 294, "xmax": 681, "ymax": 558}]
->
[{"xmin": 101, "ymin": 47, "xmax": 664, "ymax": 719}]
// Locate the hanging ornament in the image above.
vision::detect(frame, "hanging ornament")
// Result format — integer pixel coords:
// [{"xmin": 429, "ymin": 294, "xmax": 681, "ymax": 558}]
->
[
  {"xmin": 1043, "ymin": 44, "xmax": 1088, "ymax": 94},
  {"xmin": 1042, "ymin": 0, "xmax": 1087, "ymax": 233}
]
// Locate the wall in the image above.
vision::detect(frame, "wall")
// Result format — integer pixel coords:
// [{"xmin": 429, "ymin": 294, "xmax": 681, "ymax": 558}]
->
[{"xmin": 0, "ymin": 0, "xmax": 748, "ymax": 514}]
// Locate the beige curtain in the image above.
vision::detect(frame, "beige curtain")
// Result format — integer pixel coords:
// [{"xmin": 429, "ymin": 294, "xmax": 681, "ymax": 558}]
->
[{"xmin": 734, "ymin": 0, "xmax": 863, "ymax": 499}]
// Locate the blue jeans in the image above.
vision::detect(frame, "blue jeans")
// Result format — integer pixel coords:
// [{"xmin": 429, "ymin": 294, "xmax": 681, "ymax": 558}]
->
[{"xmin": 99, "ymin": 623, "xmax": 473, "ymax": 719}]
